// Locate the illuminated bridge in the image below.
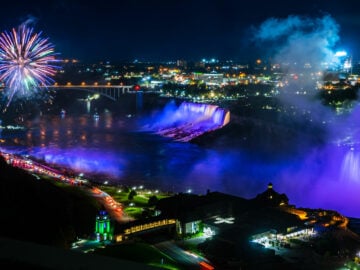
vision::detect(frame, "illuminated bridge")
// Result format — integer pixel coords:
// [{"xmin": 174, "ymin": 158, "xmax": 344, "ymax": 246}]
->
[{"xmin": 43, "ymin": 83, "xmax": 159, "ymax": 101}]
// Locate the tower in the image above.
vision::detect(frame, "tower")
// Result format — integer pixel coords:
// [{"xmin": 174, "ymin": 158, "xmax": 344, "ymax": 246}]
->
[{"xmin": 95, "ymin": 210, "xmax": 113, "ymax": 241}]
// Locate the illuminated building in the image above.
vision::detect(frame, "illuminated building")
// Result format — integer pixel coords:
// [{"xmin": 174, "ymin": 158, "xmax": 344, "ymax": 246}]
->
[
  {"xmin": 254, "ymin": 183, "xmax": 289, "ymax": 206},
  {"xmin": 155, "ymin": 192, "xmax": 236, "ymax": 237},
  {"xmin": 333, "ymin": 51, "xmax": 352, "ymax": 73},
  {"xmin": 176, "ymin": 59, "xmax": 187, "ymax": 68},
  {"xmin": 95, "ymin": 210, "xmax": 113, "ymax": 241},
  {"xmin": 193, "ymin": 71, "xmax": 224, "ymax": 86},
  {"xmin": 114, "ymin": 218, "xmax": 176, "ymax": 242}
]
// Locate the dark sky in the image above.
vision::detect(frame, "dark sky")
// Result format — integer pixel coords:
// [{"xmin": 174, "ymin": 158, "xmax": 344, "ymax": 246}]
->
[{"xmin": 1, "ymin": 0, "xmax": 359, "ymax": 62}]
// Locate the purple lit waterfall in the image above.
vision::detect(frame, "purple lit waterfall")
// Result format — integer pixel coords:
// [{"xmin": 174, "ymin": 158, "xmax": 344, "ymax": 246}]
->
[
  {"xmin": 340, "ymin": 147, "xmax": 360, "ymax": 182},
  {"xmin": 147, "ymin": 102, "xmax": 230, "ymax": 142}
]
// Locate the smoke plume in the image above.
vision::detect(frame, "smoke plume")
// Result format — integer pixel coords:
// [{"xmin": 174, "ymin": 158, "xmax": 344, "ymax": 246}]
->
[{"xmin": 254, "ymin": 15, "xmax": 340, "ymax": 71}]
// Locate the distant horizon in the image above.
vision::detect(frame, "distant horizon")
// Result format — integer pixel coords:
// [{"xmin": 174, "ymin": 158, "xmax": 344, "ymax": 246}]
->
[
  {"xmin": 59, "ymin": 56, "xmax": 360, "ymax": 66},
  {"xmin": 58, "ymin": 55, "xmax": 262, "ymax": 64}
]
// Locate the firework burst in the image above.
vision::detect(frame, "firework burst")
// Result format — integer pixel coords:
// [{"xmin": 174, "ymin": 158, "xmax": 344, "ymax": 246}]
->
[{"xmin": 0, "ymin": 25, "xmax": 59, "ymax": 108}]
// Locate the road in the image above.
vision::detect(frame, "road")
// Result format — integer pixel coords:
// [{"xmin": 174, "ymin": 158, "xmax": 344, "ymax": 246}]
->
[
  {"xmin": 1, "ymin": 151, "xmax": 132, "ymax": 223},
  {"xmin": 154, "ymin": 240, "xmax": 212, "ymax": 269}
]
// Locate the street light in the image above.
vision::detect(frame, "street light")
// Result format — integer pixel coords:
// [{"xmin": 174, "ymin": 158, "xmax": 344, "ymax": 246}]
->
[{"xmin": 214, "ymin": 216, "xmax": 235, "ymax": 224}]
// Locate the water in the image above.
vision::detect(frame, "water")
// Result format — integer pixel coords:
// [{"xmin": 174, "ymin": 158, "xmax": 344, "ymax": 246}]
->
[
  {"xmin": 1, "ymin": 94, "xmax": 360, "ymax": 218},
  {"xmin": 145, "ymin": 101, "xmax": 230, "ymax": 142},
  {"xmin": 1, "ymin": 113, "xmax": 224, "ymax": 191}
]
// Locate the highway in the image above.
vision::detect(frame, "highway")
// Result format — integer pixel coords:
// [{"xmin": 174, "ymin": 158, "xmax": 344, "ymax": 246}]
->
[
  {"xmin": 0, "ymin": 150, "xmax": 131, "ymax": 223},
  {"xmin": 154, "ymin": 240, "xmax": 213, "ymax": 270},
  {"xmin": 1, "ymin": 150, "xmax": 213, "ymax": 268}
]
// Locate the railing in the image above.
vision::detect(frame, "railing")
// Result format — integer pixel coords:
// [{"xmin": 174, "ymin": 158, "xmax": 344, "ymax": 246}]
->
[{"xmin": 44, "ymin": 84, "xmax": 136, "ymax": 101}]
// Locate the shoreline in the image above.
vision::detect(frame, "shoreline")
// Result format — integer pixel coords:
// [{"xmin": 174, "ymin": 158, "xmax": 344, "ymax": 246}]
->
[
  {"xmin": 0, "ymin": 149, "xmax": 173, "ymax": 223},
  {"xmin": 1, "ymin": 148, "xmax": 360, "ymax": 224}
]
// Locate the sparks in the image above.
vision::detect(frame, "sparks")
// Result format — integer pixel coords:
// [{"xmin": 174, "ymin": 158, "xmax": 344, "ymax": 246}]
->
[{"xmin": 0, "ymin": 25, "xmax": 59, "ymax": 108}]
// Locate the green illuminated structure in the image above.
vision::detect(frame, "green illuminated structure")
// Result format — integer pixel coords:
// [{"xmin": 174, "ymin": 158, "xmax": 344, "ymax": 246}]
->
[{"xmin": 95, "ymin": 210, "xmax": 113, "ymax": 241}]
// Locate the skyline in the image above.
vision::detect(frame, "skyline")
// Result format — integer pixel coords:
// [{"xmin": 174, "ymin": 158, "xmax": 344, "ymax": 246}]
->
[
  {"xmin": 2, "ymin": 2, "xmax": 360, "ymax": 269},
  {"xmin": 1, "ymin": 0, "xmax": 359, "ymax": 62}
]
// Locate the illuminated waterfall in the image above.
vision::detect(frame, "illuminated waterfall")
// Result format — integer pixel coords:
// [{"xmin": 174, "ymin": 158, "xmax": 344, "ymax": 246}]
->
[
  {"xmin": 152, "ymin": 102, "xmax": 230, "ymax": 142},
  {"xmin": 340, "ymin": 148, "xmax": 360, "ymax": 182}
]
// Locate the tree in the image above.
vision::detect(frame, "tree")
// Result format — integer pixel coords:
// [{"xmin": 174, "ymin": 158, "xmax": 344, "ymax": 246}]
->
[
  {"xmin": 148, "ymin": 195, "xmax": 158, "ymax": 206},
  {"xmin": 128, "ymin": 190, "xmax": 137, "ymax": 200},
  {"xmin": 0, "ymin": 156, "xmax": 8, "ymax": 171}
]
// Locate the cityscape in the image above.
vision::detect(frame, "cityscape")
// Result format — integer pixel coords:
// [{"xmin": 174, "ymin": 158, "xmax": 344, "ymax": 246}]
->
[{"xmin": 1, "ymin": 1, "xmax": 360, "ymax": 269}]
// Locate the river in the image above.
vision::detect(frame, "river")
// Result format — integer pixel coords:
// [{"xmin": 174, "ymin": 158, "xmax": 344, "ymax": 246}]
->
[{"xmin": 1, "ymin": 92, "xmax": 360, "ymax": 218}]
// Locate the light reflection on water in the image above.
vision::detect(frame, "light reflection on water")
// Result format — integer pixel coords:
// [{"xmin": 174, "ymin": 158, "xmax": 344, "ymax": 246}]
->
[{"xmin": 2, "ymin": 112, "xmax": 360, "ymax": 218}]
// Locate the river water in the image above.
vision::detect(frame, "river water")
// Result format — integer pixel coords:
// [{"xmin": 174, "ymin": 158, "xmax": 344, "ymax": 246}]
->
[{"xmin": 1, "ymin": 93, "xmax": 360, "ymax": 218}]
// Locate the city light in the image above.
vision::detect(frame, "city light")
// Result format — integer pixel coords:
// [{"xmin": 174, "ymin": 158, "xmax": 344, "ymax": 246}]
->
[
  {"xmin": 335, "ymin": 51, "xmax": 347, "ymax": 57},
  {"xmin": 203, "ymin": 227, "xmax": 215, "ymax": 237},
  {"xmin": 1, "ymin": 8, "xmax": 360, "ymax": 270},
  {"xmin": 214, "ymin": 216, "xmax": 235, "ymax": 224}
]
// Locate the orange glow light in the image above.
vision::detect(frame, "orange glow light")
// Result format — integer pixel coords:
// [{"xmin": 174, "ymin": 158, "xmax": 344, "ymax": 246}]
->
[{"xmin": 200, "ymin": 261, "xmax": 214, "ymax": 270}]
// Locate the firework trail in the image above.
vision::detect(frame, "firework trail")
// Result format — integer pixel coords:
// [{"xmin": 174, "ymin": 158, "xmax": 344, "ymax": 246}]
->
[{"xmin": 0, "ymin": 25, "xmax": 59, "ymax": 109}]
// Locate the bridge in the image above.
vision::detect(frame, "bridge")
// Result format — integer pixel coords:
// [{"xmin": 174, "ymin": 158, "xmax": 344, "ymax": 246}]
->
[{"xmin": 43, "ymin": 83, "xmax": 159, "ymax": 101}]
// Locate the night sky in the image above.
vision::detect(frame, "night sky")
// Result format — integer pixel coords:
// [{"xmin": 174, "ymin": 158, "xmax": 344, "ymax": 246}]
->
[{"xmin": 1, "ymin": 0, "xmax": 359, "ymax": 62}]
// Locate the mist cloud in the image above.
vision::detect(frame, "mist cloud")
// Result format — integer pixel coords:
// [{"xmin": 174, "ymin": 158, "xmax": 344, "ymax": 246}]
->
[{"xmin": 254, "ymin": 15, "xmax": 340, "ymax": 69}]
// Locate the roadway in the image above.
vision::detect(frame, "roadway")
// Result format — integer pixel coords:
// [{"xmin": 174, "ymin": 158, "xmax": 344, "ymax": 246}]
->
[
  {"xmin": 91, "ymin": 186, "xmax": 134, "ymax": 223},
  {"xmin": 1, "ymin": 151, "xmax": 215, "ymax": 268},
  {"xmin": 0, "ymin": 151, "xmax": 131, "ymax": 223},
  {"xmin": 154, "ymin": 240, "xmax": 213, "ymax": 270}
]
